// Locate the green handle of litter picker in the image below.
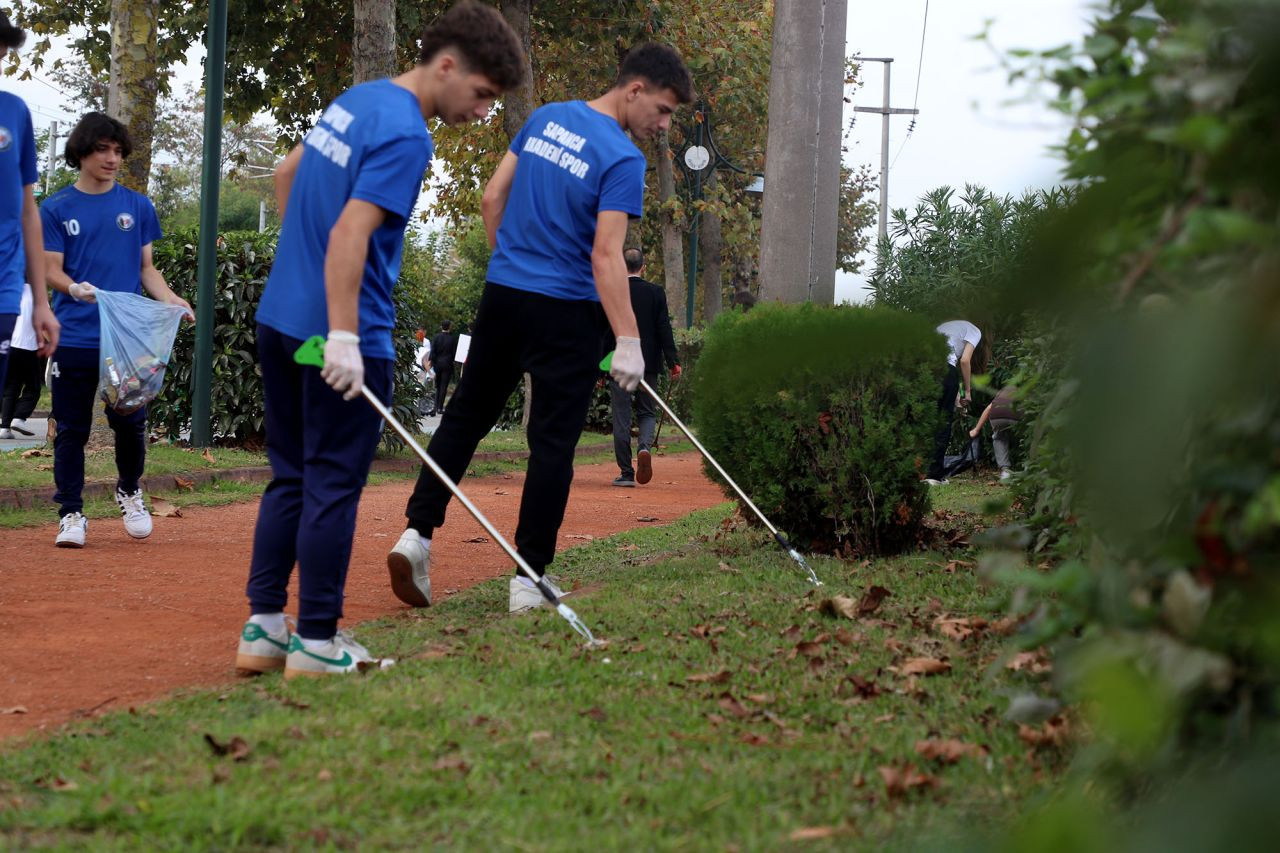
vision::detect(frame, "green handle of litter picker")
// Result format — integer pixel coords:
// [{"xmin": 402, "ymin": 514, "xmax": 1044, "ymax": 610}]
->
[
  {"xmin": 599, "ymin": 351, "xmax": 614, "ymax": 372},
  {"xmin": 294, "ymin": 335, "xmax": 327, "ymax": 368}
]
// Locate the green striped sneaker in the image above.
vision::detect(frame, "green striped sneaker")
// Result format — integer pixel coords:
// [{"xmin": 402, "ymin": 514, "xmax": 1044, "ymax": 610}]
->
[
  {"xmin": 283, "ymin": 631, "xmax": 395, "ymax": 680},
  {"xmin": 235, "ymin": 620, "xmax": 292, "ymax": 676}
]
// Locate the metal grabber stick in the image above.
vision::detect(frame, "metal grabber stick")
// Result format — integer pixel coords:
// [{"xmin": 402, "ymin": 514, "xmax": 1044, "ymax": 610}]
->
[
  {"xmin": 602, "ymin": 353, "xmax": 823, "ymax": 587},
  {"xmin": 295, "ymin": 336, "xmax": 603, "ymax": 646}
]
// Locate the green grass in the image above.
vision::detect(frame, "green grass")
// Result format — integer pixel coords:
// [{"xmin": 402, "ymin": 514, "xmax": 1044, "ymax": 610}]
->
[{"xmin": 0, "ymin": 486, "xmax": 1061, "ymax": 849}]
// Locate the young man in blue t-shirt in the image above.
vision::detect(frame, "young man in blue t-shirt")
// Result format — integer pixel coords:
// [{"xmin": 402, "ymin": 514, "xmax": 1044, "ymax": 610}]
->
[
  {"xmin": 235, "ymin": 0, "xmax": 526, "ymax": 679},
  {"xmin": 41, "ymin": 112, "xmax": 192, "ymax": 548},
  {"xmin": 388, "ymin": 43, "xmax": 693, "ymax": 614},
  {"xmin": 0, "ymin": 14, "xmax": 59, "ymax": 404}
]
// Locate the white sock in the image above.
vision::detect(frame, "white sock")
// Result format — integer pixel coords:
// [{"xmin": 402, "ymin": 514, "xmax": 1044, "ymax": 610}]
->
[
  {"xmin": 405, "ymin": 527, "xmax": 431, "ymax": 550},
  {"xmin": 517, "ymin": 575, "xmax": 537, "ymax": 588},
  {"xmin": 249, "ymin": 612, "xmax": 286, "ymax": 634},
  {"xmin": 300, "ymin": 635, "xmax": 334, "ymax": 650}
]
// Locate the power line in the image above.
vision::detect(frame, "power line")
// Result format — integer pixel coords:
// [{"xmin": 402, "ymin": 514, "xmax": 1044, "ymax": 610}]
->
[{"xmin": 889, "ymin": 0, "xmax": 930, "ymax": 172}]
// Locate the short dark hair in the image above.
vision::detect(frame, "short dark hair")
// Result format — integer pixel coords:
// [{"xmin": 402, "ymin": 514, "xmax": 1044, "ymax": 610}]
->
[
  {"xmin": 65, "ymin": 112, "xmax": 133, "ymax": 169},
  {"xmin": 441, "ymin": 320, "xmax": 452, "ymax": 332},
  {"xmin": 617, "ymin": 43, "xmax": 694, "ymax": 104},
  {"xmin": 418, "ymin": 0, "xmax": 527, "ymax": 92},
  {"xmin": 0, "ymin": 12, "xmax": 26, "ymax": 49},
  {"xmin": 623, "ymin": 248, "xmax": 644, "ymax": 273}
]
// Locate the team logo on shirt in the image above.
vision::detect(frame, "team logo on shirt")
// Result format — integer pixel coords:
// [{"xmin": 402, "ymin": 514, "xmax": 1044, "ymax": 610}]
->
[
  {"xmin": 116, "ymin": 212, "xmax": 136, "ymax": 231},
  {"xmin": 0, "ymin": 126, "xmax": 12, "ymax": 152}
]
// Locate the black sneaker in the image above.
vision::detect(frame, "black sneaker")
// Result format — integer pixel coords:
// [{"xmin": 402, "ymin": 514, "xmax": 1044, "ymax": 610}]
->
[{"xmin": 612, "ymin": 475, "xmax": 636, "ymax": 488}]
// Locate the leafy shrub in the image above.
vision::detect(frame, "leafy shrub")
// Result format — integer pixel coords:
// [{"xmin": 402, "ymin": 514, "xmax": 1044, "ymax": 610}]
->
[{"xmin": 693, "ymin": 303, "xmax": 942, "ymax": 556}]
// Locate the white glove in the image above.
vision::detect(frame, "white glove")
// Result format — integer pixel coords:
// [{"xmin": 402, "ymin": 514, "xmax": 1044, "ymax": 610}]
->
[
  {"xmin": 321, "ymin": 330, "xmax": 364, "ymax": 401},
  {"xmin": 68, "ymin": 282, "xmax": 97, "ymax": 303},
  {"xmin": 611, "ymin": 336, "xmax": 645, "ymax": 393}
]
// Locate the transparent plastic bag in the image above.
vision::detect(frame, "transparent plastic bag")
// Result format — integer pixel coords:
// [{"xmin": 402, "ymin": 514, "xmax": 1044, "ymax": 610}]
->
[{"xmin": 96, "ymin": 290, "xmax": 188, "ymax": 415}]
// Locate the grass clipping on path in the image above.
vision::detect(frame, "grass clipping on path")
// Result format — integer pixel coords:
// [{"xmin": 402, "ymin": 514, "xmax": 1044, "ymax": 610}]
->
[{"xmin": 0, "ymin": 494, "xmax": 1062, "ymax": 849}]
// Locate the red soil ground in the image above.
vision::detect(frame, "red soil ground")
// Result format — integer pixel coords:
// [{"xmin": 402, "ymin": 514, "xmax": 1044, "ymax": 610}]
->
[{"xmin": 0, "ymin": 452, "xmax": 724, "ymax": 740}]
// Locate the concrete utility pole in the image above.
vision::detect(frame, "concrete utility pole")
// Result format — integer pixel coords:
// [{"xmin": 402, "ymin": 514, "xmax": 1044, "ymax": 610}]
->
[
  {"xmin": 45, "ymin": 121, "xmax": 58, "ymax": 196},
  {"xmin": 757, "ymin": 0, "xmax": 848, "ymax": 305},
  {"xmin": 853, "ymin": 58, "xmax": 919, "ymax": 241}
]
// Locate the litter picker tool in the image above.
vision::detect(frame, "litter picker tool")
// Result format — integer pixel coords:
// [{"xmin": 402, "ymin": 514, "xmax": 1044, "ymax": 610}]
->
[
  {"xmin": 602, "ymin": 352, "xmax": 823, "ymax": 587},
  {"xmin": 295, "ymin": 336, "xmax": 602, "ymax": 647}
]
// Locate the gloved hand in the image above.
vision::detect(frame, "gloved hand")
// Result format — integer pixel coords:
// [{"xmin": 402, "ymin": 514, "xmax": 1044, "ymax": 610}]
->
[
  {"xmin": 68, "ymin": 282, "xmax": 97, "ymax": 303},
  {"xmin": 611, "ymin": 336, "xmax": 644, "ymax": 392},
  {"xmin": 321, "ymin": 329, "xmax": 364, "ymax": 400},
  {"xmin": 670, "ymin": 363, "xmax": 682, "ymax": 379}
]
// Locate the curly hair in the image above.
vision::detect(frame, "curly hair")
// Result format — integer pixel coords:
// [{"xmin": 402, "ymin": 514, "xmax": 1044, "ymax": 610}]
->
[
  {"xmin": 64, "ymin": 112, "xmax": 133, "ymax": 169},
  {"xmin": 418, "ymin": 1, "xmax": 527, "ymax": 92},
  {"xmin": 617, "ymin": 43, "xmax": 694, "ymax": 104}
]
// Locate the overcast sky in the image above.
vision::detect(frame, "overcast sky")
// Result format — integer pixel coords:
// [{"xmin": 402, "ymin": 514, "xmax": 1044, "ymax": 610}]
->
[
  {"xmin": 4, "ymin": 0, "xmax": 1094, "ymax": 298},
  {"xmin": 838, "ymin": 0, "xmax": 1094, "ymax": 302}
]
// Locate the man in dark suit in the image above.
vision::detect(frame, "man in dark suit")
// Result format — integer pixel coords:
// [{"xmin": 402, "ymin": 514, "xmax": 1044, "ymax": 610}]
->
[
  {"xmin": 610, "ymin": 248, "xmax": 680, "ymax": 486},
  {"xmin": 428, "ymin": 319, "xmax": 458, "ymax": 415}
]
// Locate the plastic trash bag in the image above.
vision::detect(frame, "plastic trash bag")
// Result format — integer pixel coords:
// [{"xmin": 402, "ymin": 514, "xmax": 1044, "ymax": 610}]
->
[
  {"xmin": 943, "ymin": 436, "xmax": 982, "ymax": 478},
  {"xmin": 96, "ymin": 290, "xmax": 188, "ymax": 415}
]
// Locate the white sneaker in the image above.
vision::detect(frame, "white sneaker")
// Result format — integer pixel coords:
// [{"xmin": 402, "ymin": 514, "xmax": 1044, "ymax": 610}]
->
[
  {"xmin": 283, "ymin": 630, "xmax": 395, "ymax": 679},
  {"xmin": 387, "ymin": 528, "xmax": 431, "ymax": 607},
  {"xmin": 10, "ymin": 419, "xmax": 34, "ymax": 436},
  {"xmin": 508, "ymin": 574, "xmax": 566, "ymax": 613},
  {"xmin": 56, "ymin": 512, "xmax": 87, "ymax": 548},
  {"xmin": 235, "ymin": 618, "xmax": 293, "ymax": 676},
  {"xmin": 1000, "ymin": 468, "xmax": 1013, "ymax": 481},
  {"xmin": 115, "ymin": 488, "xmax": 153, "ymax": 539},
  {"xmin": 924, "ymin": 478, "xmax": 949, "ymax": 486},
  {"xmin": 0, "ymin": 428, "xmax": 14, "ymax": 439}
]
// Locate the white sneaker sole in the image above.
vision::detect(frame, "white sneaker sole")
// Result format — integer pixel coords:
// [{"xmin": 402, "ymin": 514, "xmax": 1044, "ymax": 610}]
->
[
  {"xmin": 55, "ymin": 537, "xmax": 85, "ymax": 549},
  {"xmin": 387, "ymin": 550, "xmax": 430, "ymax": 608}
]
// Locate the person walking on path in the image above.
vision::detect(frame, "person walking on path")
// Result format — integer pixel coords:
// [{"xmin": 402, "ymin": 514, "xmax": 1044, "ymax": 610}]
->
[
  {"xmin": 969, "ymin": 384, "xmax": 1020, "ymax": 480},
  {"xmin": 1, "ymin": 13, "xmax": 59, "ymax": 410},
  {"xmin": 428, "ymin": 319, "xmax": 458, "ymax": 415},
  {"xmin": 41, "ymin": 111, "xmax": 191, "ymax": 548},
  {"xmin": 609, "ymin": 247, "xmax": 679, "ymax": 487},
  {"xmin": 924, "ymin": 319, "xmax": 983, "ymax": 485},
  {"xmin": 387, "ymin": 43, "xmax": 694, "ymax": 613},
  {"xmin": 236, "ymin": 1, "xmax": 526, "ymax": 679},
  {"xmin": 0, "ymin": 282, "xmax": 45, "ymax": 439}
]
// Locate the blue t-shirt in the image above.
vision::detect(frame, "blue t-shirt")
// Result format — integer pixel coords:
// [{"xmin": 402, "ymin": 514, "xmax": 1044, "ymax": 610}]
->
[
  {"xmin": 41, "ymin": 183, "xmax": 162, "ymax": 348},
  {"xmin": 486, "ymin": 101, "xmax": 646, "ymax": 302},
  {"xmin": 1, "ymin": 92, "xmax": 39, "ymax": 315},
  {"xmin": 256, "ymin": 79, "xmax": 432, "ymax": 360}
]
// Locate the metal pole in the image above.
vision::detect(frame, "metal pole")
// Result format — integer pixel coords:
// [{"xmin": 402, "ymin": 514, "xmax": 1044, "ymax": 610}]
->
[
  {"xmin": 879, "ymin": 60, "xmax": 892, "ymax": 241},
  {"xmin": 685, "ymin": 118, "xmax": 704, "ymax": 328},
  {"xmin": 259, "ymin": 199, "xmax": 266, "ymax": 232},
  {"xmin": 191, "ymin": 0, "xmax": 228, "ymax": 447},
  {"xmin": 45, "ymin": 121, "xmax": 57, "ymax": 196}
]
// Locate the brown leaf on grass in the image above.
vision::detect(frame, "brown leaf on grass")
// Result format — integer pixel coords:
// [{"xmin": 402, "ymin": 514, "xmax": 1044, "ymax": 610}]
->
[
  {"xmin": 529, "ymin": 731, "xmax": 552, "ymax": 742},
  {"xmin": 413, "ymin": 643, "xmax": 453, "ymax": 660},
  {"xmin": 718, "ymin": 692, "xmax": 750, "ymax": 719},
  {"xmin": 432, "ymin": 754, "xmax": 471, "ymax": 774},
  {"xmin": 818, "ymin": 596, "xmax": 859, "ymax": 619},
  {"xmin": 21, "ymin": 448, "xmax": 50, "ymax": 458},
  {"xmin": 790, "ymin": 826, "xmax": 840, "ymax": 841},
  {"xmin": 35, "ymin": 463, "xmax": 53, "ymax": 471},
  {"xmin": 847, "ymin": 675, "xmax": 881, "ymax": 698},
  {"xmin": 686, "ymin": 670, "xmax": 732, "ymax": 684},
  {"xmin": 564, "ymin": 533, "xmax": 593, "ymax": 541},
  {"xmin": 1, "ymin": 706, "xmax": 28, "ymax": 715},
  {"xmin": 580, "ymin": 707, "xmax": 607, "ymax": 722},
  {"xmin": 934, "ymin": 616, "xmax": 987, "ymax": 641},
  {"xmin": 746, "ymin": 693, "xmax": 775, "ymax": 705},
  {"xmin": 36, "ymin": 776, "xmax": 78, "ymax": 792},
  {"xmin": 739, "ymin": 732, "xmax": 770, "ymax": 746},
  {"xmin": 914, "ymin": 738, "xmax": 989, "ymax": 764},
  {"xmin": 636, "ymin": 515, "xmax": 659, "ymax": 522},
  {"xmin": 833, "ymin": 629, "xmax": 860, "ymax": 646},
  {"xmin": 705, "ymin": 712, "xmax": 727, "ymax": 727},
  {"xmin": 795, "ymin": 640, "xmax": 826, "ymax": 658},
  {"xmin": 856, "ymin": 585, "xmax": 892, "ymax": 616},
  {"xmin": 878, "ymin": 764, "xmax": 940, "ymax": 798},
  {"xmin": 316, "ymin": 769, "xmax": 334, "ymax": 781},
  {"xmin": 718, "ymin": 561, "xmax": 740, "ymax": 574},
  {"xmin": 173, "ymin": 475, "xmax": 195, "ymax": 491},
  {"xmin": 990, "ymin": 617, "xmax": 1020, "ymax": 636},
  {"xmin": 211, "ymin": 765, "xmax": 232, "ymax": 784},
  {"xmin": 1006, "ymin": 650, "xmax": 1052, "ymax": 674},
  {"xmin": 1018, "ymin": 715, "xmax": 1071, "ymax": 749},
  {"xmin": 204, "ymin": 734, "xmax": 251, "ymax": 762},
  {"xmin": 150, "ymin": 497, "xmax": 182, "ymax": 518},
  {"xmin": 900, "ymin": 657, "xmax": 951, "ymax": 676},
  {"xmin": 202, "ymin": 448, "xmax": 216, "ymax": 464}
]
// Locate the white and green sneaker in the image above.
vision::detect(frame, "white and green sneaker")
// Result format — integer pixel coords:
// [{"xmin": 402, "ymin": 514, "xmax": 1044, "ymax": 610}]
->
[
  {"xmin": 235, "ymin": 619, "xmax": 293, "ymax": 676},
  {"xmin": 283, "ymin": 631, "xmax": 395, "ymax": 680}
]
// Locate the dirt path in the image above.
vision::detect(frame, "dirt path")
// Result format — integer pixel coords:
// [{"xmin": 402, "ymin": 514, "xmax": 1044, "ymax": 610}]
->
[{"xmin": 0, "ymin": 452, "xmax": 724, "ymax": 740}]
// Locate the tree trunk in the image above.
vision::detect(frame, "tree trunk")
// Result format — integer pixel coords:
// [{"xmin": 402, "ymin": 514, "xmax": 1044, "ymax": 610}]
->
[
  {"xmin": 500, "ymin": 0, "xmax": 536, "ymax": 141},
  {"xmin": 353, "ymin": 0, "xmax": 397, "ymax": 84},
  {"xmin": 700, "ymin": 172, "xmax": 724, "ymax": 323},
  {"xmin": 107, "ymin": 0, "xmax": 161, "ymax": 192},
  {"xmin": 657, "ymin": 130, "xmax": 687, "ymax": 329}
]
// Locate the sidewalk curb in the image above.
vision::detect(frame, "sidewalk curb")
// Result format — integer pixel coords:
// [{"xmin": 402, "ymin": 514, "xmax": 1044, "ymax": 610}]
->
[{"xmin": 0, "ymin": 440, "xmax": 614, "ymax": 510}]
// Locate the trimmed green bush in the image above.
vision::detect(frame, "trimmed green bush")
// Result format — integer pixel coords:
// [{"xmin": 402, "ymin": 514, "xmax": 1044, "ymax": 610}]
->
[{"xmin": 693, "ymin": 303, "xmax": 943, "ymax": 556}]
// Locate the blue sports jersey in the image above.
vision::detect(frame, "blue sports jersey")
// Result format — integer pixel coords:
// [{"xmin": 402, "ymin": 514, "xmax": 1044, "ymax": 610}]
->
[
  {"xmin": 486, "ymin": 101, "xmax": 646, "ymax": 302},
  {"xmin": 256, "ymin": 79, "xmax": 432, "ymax": 360},
  {"xmin": 41, "ymin": 183, "xmax": 162, "ymax": 348},
  {"xmin": 1, "ymin": 92, "xmax": 39, "ymax": 315}
]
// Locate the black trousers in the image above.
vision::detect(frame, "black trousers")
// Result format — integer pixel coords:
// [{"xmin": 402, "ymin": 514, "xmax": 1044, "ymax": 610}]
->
[
  {"xmin": 1, "ymin": 347, "xmax": 42, "ymax": 427},
  {"xmin": 405, "ymin": 283, "xmax": 605, "ymax": 572},
  {"xmin": 927, "ymin": 364, "xmax": 960, "ymax": 480},
  {"xmin": 433, "ymin": 361, "xmax": 454, "ymax": 414}
]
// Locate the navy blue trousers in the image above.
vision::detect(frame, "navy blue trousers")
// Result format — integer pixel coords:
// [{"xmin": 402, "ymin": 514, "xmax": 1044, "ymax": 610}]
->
[
  {"xmin": 245, "ymin": 324, "xmax": 392, "ymax": 640},
  {"xmin": 0, "ymin": 313, "xmax": 16, "ymax": 396},
  {"xmin": 927, "ymin": 364, "xmax": 961, "ymax": 480},
  {"xmin": 50, "ymin": 345, "xmax": 147, "ymax": 516}
]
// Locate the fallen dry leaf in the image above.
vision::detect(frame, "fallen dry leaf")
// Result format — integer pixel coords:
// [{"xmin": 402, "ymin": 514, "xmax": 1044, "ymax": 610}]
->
[
  {"xmin": 789, "ymin": 826, "xmax": 840, "ymax": 841},
  {"xmin": 1, "ymin": 706, "xmax": 28, "ymax": 715},
  {"xmin": 847, "ymin": 675, "xmax": 881, "ymax": 698},
  {"xmin": 413, "ymin": 643, "xmax": 453, "ymax": 660},
  {"xmin": 579, "ymin": 706, "xmax": 607, "ymax": 722},
  {"xmin": 934, "ymin": 615, "xmax": 986, "ymax": 641},
  {"xmin": 174, "ymin": 475, "xmax": 195, "ymax": 491},
  {"xmin": 874, "ymin": 713, "xmax": 896, "ymax": 724},
  {"xmin": 316, "ymin": 769, "xmax": 333, "ymax": 781},
  {"xmin": 834, "ymin": 629, "xmax": 859, "ymax": 646},
  {"xmin": 463, "ymin": 535, "xmax": 490, "ymax": 544},
  {"xmin": 202, "ymin": 448, "xmax": 216, "ymax": 464},
  {"xmin": 914, "ymin": 738, "xmax": 988, "ymax": 764},
  {"xmin": 739, "ymin": 732, "xmax": 770, "ymax": 746},
  {"xmin": 565, "ymin": 534, "xmax": 594, "ymax": 541},
  {"xmin": 150, "ymin": 497, "xmax": 182, "ymax": 518},
  {"xmin": 36, "ymin": 776, "xmax": 79, "ymax": 792},
  {"xmin": 818, "ymin": 596, "xmax": 859, "ymax": 620},
  {"xmin": 636, "ymin": 515, "xmax": 659, "ymax": 522},
  {"xmin": 717, "ymin": 692, "xmax": 750, "ymax": 719},
  {"xmin": 494, "ymin": 489, "xmax": 510, "ymax": 495},
  {"xmin": 1006, "ymin": 650, "xmax": 1052, "ymax": 674},
  {"xmin": 21, "ymin": 448, "xmax": 50, "ymax": 458},
  {"xmin": 857, "ymin": 585, "xmax": 892, "ymax": 616},
  {"xmin": 900, "ymin": 657, "xmax": 951, "ymax": 676},
  {"xmin": 1018, "ymin": 715, "xmax": 1071, "ymax": 749},
  {"xmin": 685, "ymin": 670, "xmax": 732, "ymax": 684},
  {"xmin": 878, "ymin": 764, "xmax": 940, "ymax": 798},
  {"xmin": 204, "ymin": 733, "xmax": 251, "ymax": 762},
  {"xmin": 718, "ymin": 561, "xmax": 740, "ymax": 574},
  {"xmin": 794, "ymin": 640, "xmax": 826, "ymax": 658},
  {"xmin": 432, "ymin": 754, "xmax": 471, "ymax": 774}
]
